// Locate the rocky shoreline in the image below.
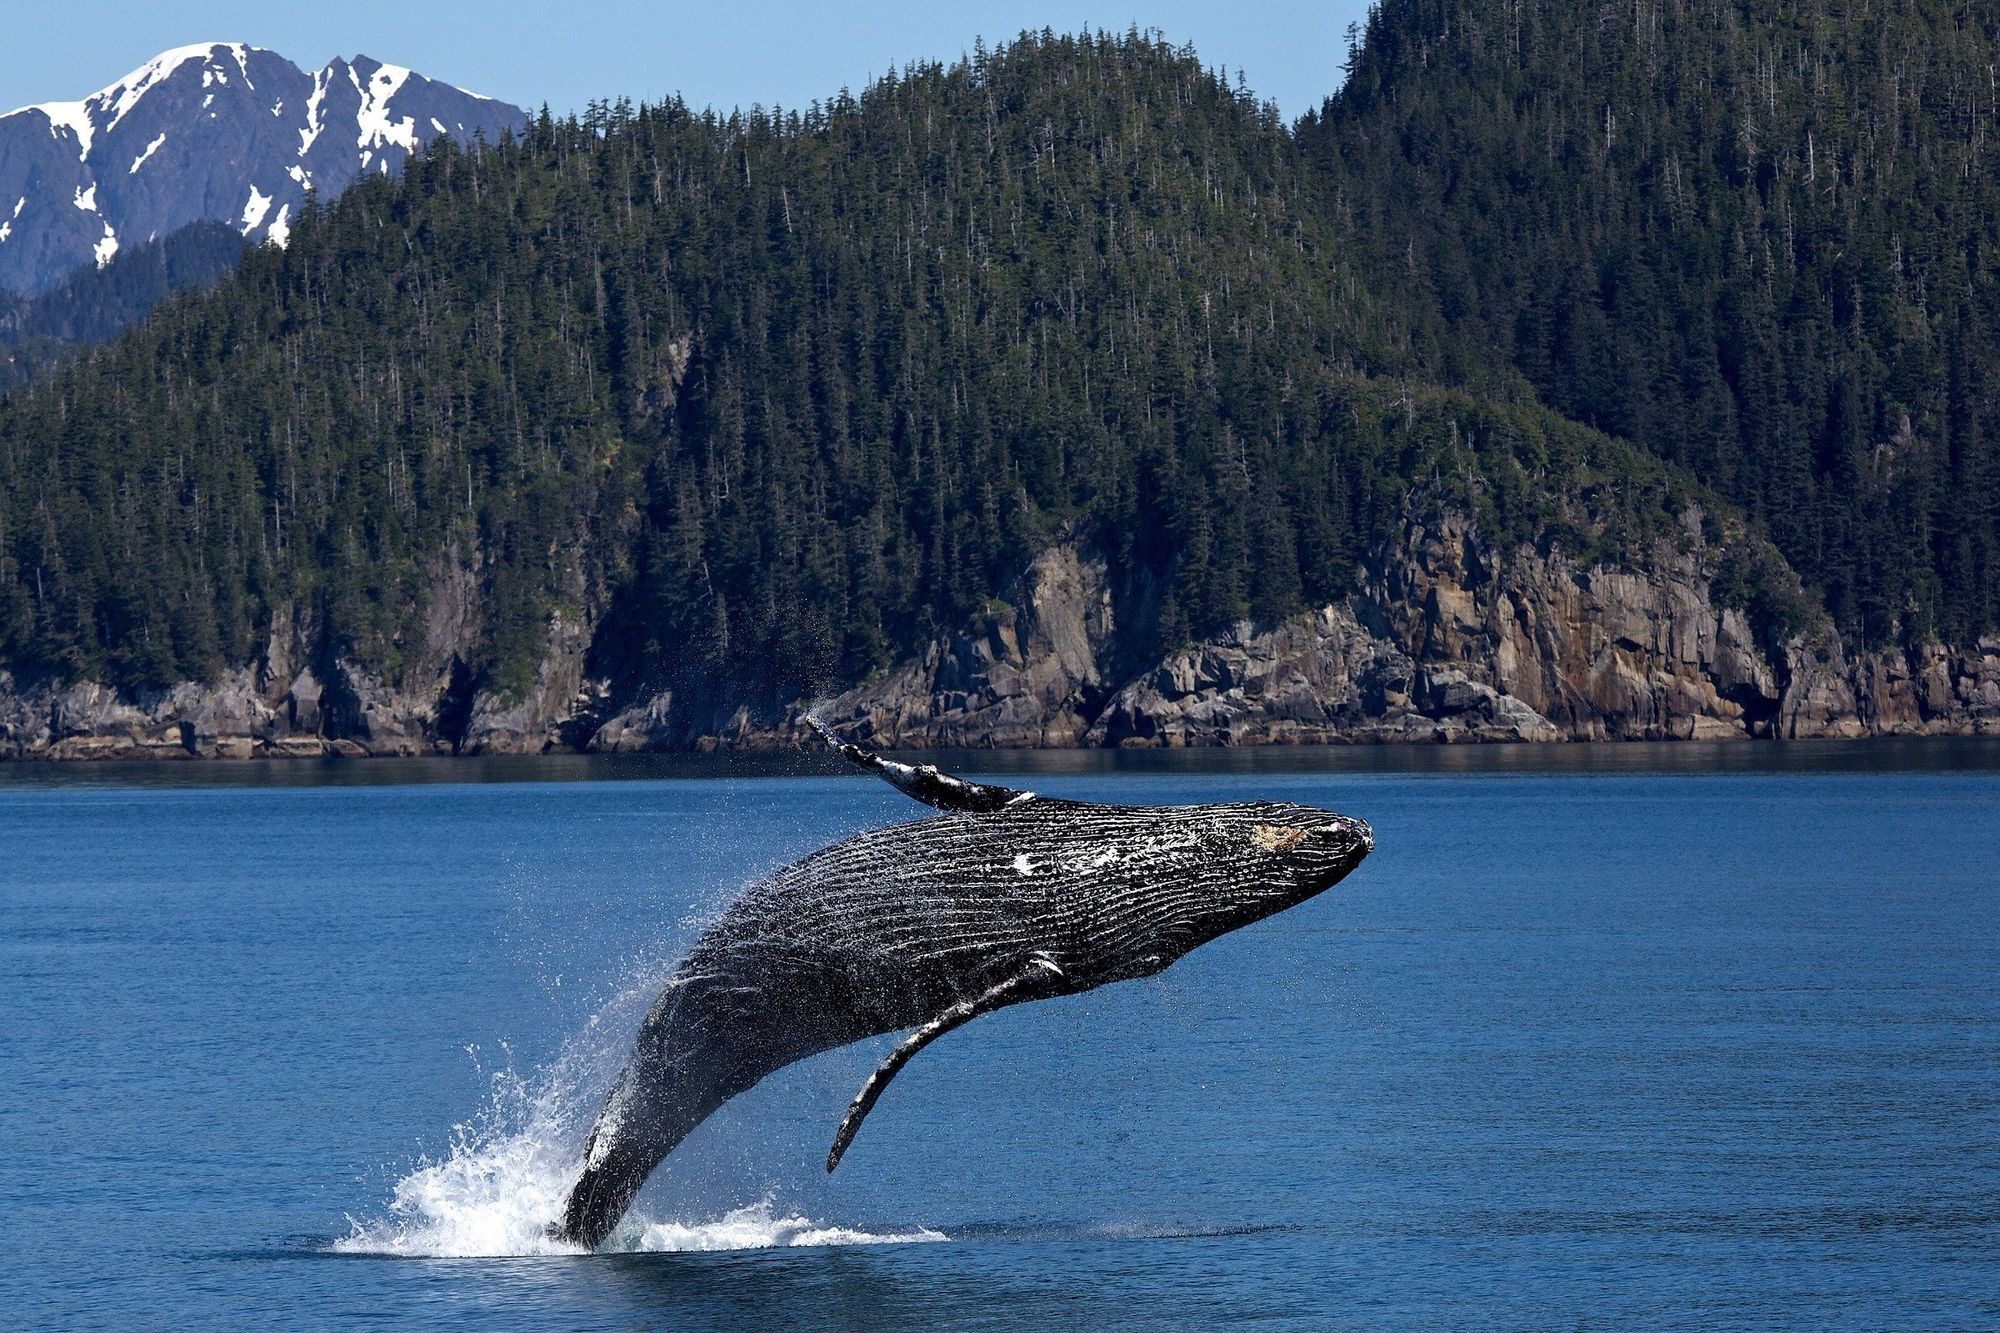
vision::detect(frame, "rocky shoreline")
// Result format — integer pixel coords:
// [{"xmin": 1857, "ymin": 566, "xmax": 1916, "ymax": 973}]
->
[{"xmin": 5, "ymin": 505, "xmax": 1998, "ymax": 762}]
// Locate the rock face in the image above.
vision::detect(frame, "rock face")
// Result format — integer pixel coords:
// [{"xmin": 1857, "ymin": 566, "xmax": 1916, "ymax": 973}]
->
[
  {"xmin": 0, "ymin": 552, "xmax": 592, "ymax": 761},
  {"xmin": 801, "ymin": 546, "xmax": 1118, "ymax": 748},
  {"xmin": 3, "ymin": 503, "xmax": 1998, "ymax": 760},
  {"xmin": 0, "ymin": 42, "xmax": 525, "ymax": 296},
  {"xmin": 745, "ymin": 506, "xmax": 2000, "ymax": 749}
]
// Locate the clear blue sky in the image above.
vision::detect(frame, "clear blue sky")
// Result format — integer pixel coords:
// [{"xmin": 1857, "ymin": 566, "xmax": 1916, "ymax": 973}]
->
[{"xmin": 2, "ymin": 1, "xmax": 1371, "ymax": 122}]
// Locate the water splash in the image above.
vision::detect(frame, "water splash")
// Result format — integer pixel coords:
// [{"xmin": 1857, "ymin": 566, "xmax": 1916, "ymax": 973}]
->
[
  {"xmin": 332, "ymin": 974, "xmax": 944, "ymax": 1258},
  {"xmin": 621, "ymin": 1199, "xmax": 946, "ymax": 1254}
]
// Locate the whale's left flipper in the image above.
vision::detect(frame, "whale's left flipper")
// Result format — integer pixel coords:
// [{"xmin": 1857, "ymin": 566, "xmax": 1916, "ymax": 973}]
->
[
  {"xmin": 808, "ymin": 716, "xmax": 1036, "ymax": 813},
  {"xmin": 827, "ymin": 955, "xmax": 1066, "ymax": 1171}
]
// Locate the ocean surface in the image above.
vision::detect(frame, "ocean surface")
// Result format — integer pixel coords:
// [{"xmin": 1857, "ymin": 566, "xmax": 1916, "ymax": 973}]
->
[{"xmin": 2, "ymin": 741, "xmax": 1997, "ymax": 1328}]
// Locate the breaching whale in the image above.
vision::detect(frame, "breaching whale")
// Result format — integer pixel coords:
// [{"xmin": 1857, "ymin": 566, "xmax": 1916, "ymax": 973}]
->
[{"xmin": 555, "ymin": 723, "xmax": 1373, "ymax": 1248}]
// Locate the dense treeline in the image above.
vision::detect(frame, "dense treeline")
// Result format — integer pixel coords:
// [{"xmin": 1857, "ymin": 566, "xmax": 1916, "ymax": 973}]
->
[
  {"xmin": 0, "ymin": 31, "xmax": 1697, "ymax": 706},
  {"xmin": 0, "ymin": 222, "xmax": 245, "ymax": 393},
  {"xmin": 1305, "ymin": 0, "xmax": 2000, "ymax": 646}
]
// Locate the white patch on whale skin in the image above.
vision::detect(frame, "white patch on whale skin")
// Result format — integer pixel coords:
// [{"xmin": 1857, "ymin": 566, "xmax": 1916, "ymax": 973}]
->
[{"xmin": 1012, "ymin": 853, "xmax": 1035, "ymax": 876}]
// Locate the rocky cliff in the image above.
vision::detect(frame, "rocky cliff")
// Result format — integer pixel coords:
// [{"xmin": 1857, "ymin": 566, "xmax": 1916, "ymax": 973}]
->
[
  {"xmin": 779, "ymin": 506, "xmax": 2000, "ymax": 749},
  {"xmin": 6, "ymin": 503, "xmax": 1993, "ymax": 761}
]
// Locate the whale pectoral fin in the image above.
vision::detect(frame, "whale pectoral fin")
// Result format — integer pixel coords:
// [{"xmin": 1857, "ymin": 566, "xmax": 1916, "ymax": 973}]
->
[
  {"xmin": 808, "ymin": 715, "xmax": 1035, "ymax": 814},
  {"xmin": 826, "ymin": 955, "xmax": 1065, "ymax": 1172}
]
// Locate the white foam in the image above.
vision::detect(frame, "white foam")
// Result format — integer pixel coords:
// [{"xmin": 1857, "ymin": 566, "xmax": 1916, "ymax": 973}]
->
[
  {"xmin": 627, "ymin": 1199, "xmax": 945, "ymax": 1254},
  {"xmin": 332, "ymin": 970, "xmax": 945, "ymax": 1260},
  {"xmin": 331, "ymin": 1071, "xmax": 586, "ymax": 1258}
]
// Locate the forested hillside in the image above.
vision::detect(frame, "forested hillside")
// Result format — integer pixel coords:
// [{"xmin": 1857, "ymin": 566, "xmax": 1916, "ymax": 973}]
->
[
  {"xmin": 1305, "ymin": 0, "xmax": 2000, "ymax": 646},
  {"xmin": 1, "ymin": 23, "xmax": 1994, "ymax": 757},
  {"xmin": 0, "ymin": 33, "xmax": 1692, "ymax": 705},
  {"xmin": 0, "ymin": 222, "xmax": 244, "ymax": 392}
]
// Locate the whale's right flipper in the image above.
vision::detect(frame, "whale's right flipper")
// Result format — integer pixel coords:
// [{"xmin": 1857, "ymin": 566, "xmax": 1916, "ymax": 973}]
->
[
  {"xmin": 826, "ymin": 955, "xmax": 1065, "ymax": 1171},
  {"xmin": 808, "ymin": 716, "xmax": 1035, "ymax": 813}
]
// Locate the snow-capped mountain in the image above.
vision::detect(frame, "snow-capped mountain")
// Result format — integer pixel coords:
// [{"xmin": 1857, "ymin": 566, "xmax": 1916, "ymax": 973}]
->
[{"xmin": 0, "ymin": 42, "xmax": 526, "ymax": 295}]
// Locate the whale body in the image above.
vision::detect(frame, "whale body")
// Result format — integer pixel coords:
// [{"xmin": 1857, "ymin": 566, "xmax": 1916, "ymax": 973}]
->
[{"xmin": 556, "ymin": 726, "xmax": 1373, "ymax": 1248}]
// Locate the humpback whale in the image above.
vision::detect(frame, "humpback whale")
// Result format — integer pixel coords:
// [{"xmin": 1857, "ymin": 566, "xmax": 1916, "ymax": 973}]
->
[{"xmin": 555, "ymin": 724, "xmax": 1373, "ymax": 1248}]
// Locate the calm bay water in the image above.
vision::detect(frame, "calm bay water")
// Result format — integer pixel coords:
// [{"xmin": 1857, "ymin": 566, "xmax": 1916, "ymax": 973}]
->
[{"xmin": 2, "ymin": 742, "xmax": 1997, "ymax": 1327}]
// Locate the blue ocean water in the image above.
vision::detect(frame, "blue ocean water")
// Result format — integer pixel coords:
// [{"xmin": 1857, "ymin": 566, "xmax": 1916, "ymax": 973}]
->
[{"xmin": 2, "ymin": 745, "xmax": 1997, "ymax": 1328}]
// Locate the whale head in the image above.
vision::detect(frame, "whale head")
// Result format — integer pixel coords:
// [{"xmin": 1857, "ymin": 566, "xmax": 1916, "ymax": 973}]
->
[
  {"xmin": 1209, "ymin": 798, "xmax": 1374, "ymax": 916},
  {"xmin": 1073, "ymin": 800, "xmax": 1374, "ymax": 981},
  {"xmin": 1246, "ymin": 801, "xmax": 1374, "ymax": 883}
]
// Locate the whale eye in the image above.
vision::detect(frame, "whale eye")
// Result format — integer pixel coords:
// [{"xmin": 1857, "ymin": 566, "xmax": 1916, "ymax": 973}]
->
[{"xmin": 1250, "ymin": 823, "xmax": 1309, "ymax": 854}]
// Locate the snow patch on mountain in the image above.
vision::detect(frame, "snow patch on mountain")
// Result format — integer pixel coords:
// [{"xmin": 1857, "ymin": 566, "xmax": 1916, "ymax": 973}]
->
[
  {"xmin": 74, "ymin": 184, "xmax": 97, "ymax": 212},
  {"xmin": 299, "ymin": 66, "xmax": 330, "ymax": 157},
  {"xmin": 131, "ymin": 131, "xmax": 168, "ymax": 174},
  {"xmin": 355, "ymin": 61, "xmax": 420, "ymax": 167},
  {"xmin": 240, "ymin": 186, "xmax": 273, "ymax": 233},
  {"xmin": 20, "ymin": 101, "xmax": 95, "ymax": 160},
  {"xmin": 94, "ymin": 43, "xmax": 222, "ymax": 135},
  {"xmin": 93, "ymin": 223, "xmax": 117, "ymax": 267}
]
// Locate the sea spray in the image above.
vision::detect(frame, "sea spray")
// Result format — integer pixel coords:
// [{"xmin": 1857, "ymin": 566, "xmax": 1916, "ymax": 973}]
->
[
  {"xmin": 331, "ymin": 981, "xmax": 629, "ymax": 1258},
  {"xmin": 333, "ymin": 966, "xmax": 945, "ymax": 1258}
]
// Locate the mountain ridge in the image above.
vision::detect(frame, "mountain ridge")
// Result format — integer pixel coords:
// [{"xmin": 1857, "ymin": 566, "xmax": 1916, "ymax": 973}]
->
[{"xmin": 0, "ymin": 41, "xmax": 526, "ymax": 295}]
